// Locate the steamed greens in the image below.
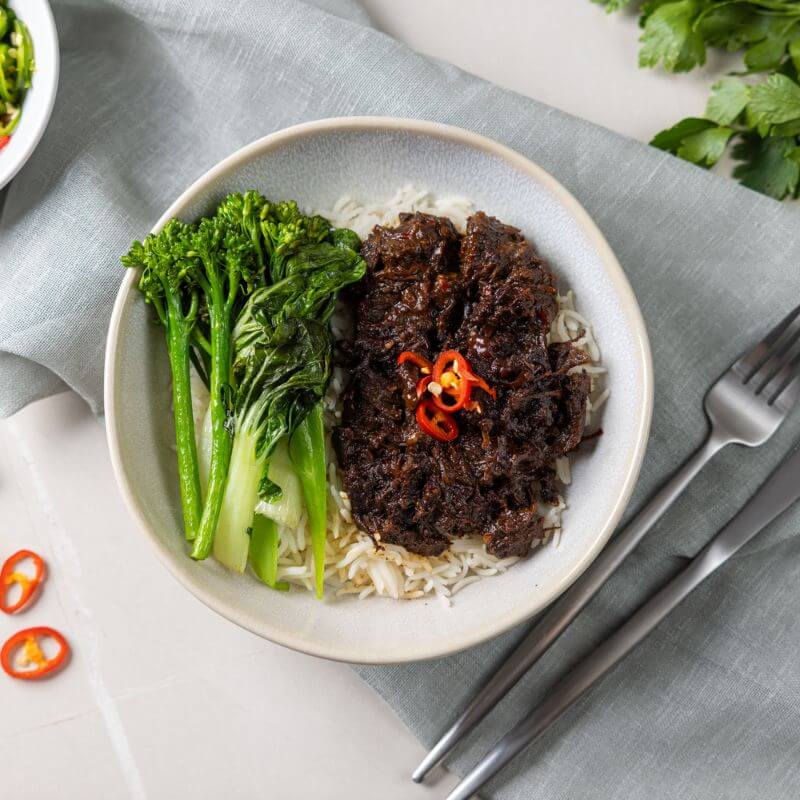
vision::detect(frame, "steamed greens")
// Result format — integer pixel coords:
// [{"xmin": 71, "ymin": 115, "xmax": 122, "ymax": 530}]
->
[
  {"xmin": 210, "ymin": 234, "xmax": 365, "ymax": 580},
  {"xmin": 121, "ymin": 221, "xmax": 205, "ymax": 541},
  {"xmin": 122, "ymin": 191, "xmax": 365, "ymax": 597},
  {"xmin": 0, "ymin": 1, "xmax": 34, "ymax": 145}
]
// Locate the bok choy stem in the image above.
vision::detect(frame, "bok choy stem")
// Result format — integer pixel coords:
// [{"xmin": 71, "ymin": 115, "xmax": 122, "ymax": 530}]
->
[
  {"xmin": 249, "ymin": 515, "xmax": 289, "ymax": 591},
  {"xmin": 290, "ymin": 402, "xmax": 328, "ymax": 599}
]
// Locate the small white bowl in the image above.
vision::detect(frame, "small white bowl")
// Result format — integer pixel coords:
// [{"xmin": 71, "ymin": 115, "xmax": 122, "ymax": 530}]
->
[
  {"xmin": 0, "ymin": 0, "xmax": 59, "ymax": 189},
  {"xmin": 105, "ymin": 117, "xmax": 653, "ymax": 664}
]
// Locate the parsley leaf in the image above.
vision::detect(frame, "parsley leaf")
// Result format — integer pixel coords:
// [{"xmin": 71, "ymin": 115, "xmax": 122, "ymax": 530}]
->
[
  {"xmin": 651, "ymin": 117, "xmax": 718, "ymax": 151},
  {"xmin": 705, "ymin": 78, "xmax": 749, "ymax": 124},
  {"xmin": 597, "ymin": 0, "xmax": 800, "ymax": 199},
  {"xmin": 748, "ymin": 73, "xmax": 800, "ymax": 130},
  {"xmin": 678, "ymin": 125, "xmax": 734, "ymax": 165},
  {"xmin": 639, "ymin": 0, "xmax": 707, "ymax": 72},
  {"xmin": 651, "ymin": 117, "xmax": 732, "ymax": 166},
  {"xmin": 732, "ymin": 134, "xmax": 800, "ymax": 198}
]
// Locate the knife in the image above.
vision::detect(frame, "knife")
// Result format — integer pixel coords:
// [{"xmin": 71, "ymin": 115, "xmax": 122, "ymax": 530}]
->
[{"xmin": 445, "ymin": 442, "xmax": 800, "ymax": 800}]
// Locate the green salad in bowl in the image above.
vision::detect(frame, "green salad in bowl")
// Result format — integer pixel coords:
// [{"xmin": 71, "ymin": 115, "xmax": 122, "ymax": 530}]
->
[{"xmin": 0, "ymin": 0, "xmax": 34, "ymax": 150}]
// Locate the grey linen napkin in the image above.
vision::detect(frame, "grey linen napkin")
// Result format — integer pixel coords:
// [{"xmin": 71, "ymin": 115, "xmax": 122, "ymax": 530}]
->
[{"xmin": 3, "ymin": 1, "xmax": 800, "ymax": 797}]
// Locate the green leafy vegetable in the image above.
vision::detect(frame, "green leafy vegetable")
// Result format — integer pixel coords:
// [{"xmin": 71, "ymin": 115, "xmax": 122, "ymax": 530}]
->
[
  {"xmin": 209, "ymin": 207, "xmax": 365, "ymax": 573},
  {"xmin": 639, "ymin": 0, "xmax": 707, "ymax": 73},
  {"xmin": 705, "ymin": 78, "xmax": 749, "ymax": 125},
  {"xmin": 732, "ymin": 133, "xmax": 800, "ymax": 196},
  {"xmin": 748, "ymin": 73, "xmax": 800, "ymax": 130},
  {"xmin": 0, "ymin": 2, "xmax": 34, "ymax": 138},
  {"xmin": 212, "ymin": 316, "xmax": 331, "ymax": 572},
  {"xmin": 126, "ymin": 189, "xmax": 365, "ymax": 596},
  {"xmin": 595, "ymin": 0, "xmax": 800, "ymax": 198}
]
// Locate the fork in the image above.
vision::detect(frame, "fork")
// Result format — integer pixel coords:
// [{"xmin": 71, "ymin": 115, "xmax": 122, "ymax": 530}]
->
[{"xmin": 413, "ymin": 303, "xmax": 800, "ymax": 785}]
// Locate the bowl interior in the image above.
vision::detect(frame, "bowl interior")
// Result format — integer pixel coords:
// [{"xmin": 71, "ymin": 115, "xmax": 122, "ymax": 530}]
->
[
  {"xmin": 0, "ymin": 0, "xmax": 59, "ymax": 189},
  {"xmin": 107, "ymin": 119, "xmax": 652, "ymax": 663}
]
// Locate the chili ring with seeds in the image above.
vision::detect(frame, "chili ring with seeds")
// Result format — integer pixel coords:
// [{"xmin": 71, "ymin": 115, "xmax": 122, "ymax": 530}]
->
[
  {"xmin": 1, "ymin": 626, "xmax": 70, "ymax": 680},
  {"xmin": 0, "ymin": 549, "xmax": 45, "ymax": 614}
]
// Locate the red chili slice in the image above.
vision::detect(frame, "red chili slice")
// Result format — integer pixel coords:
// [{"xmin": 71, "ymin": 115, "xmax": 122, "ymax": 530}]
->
[
  {"xmin": 416, "ymin": 398, "xmax": 458, "ymax": 442},
  {"xmin": 431, "ymin": 350, "xmax": 496, "ymax": 412},
  {"xmin": 0, "ymin": 135, "xmax": 10, "ymax": 150},
  {"xmin": 0, "ymin": 550, "xmax": 45, "ymax": 614},
  {"xmin": 397, "ymin": 351, "xmax": 433, "ymax": 374},
  {"xmin": 1, "ymin": 627, "xmax": 70, "ymax": 680}
]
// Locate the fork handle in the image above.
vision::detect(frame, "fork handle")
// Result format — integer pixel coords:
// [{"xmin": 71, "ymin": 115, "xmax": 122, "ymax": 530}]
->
[
  {"xmin": 445, "ymin": 441, "xmax": 800, "ymax": 800},
  {"xmin": 412, "ymin": 432, "xmax": 727, "ymax": 783}
]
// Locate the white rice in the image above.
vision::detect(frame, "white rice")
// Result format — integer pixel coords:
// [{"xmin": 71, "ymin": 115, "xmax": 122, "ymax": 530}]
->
[{"xmin": 196, "ymin": 186, "xmax": 607, "ymax": 604}]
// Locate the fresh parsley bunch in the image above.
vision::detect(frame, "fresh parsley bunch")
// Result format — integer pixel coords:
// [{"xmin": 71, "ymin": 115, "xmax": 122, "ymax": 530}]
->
[{"xmin": 594, "ymin": 0, "xmax": 800, "ymax": 199}]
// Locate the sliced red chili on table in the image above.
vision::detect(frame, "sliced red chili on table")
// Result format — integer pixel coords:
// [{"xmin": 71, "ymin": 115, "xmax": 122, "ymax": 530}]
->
[
  {"xmin": 0, "ymin": 550, "xmax": 45, "ymax": 614},
  {"xmin": 1, "ymin": 626, "xmax": 70, "ymax": 680},
  {"xmin": 416, "ymin": 398, "xmax": 458, "ymax": 442},
  {"xmin": 397, "ymin": 351, "xmax": 433, "ymax": 374}
]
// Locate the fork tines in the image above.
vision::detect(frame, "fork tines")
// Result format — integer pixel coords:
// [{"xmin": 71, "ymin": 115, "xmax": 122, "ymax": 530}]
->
[{"xmin": 734, "ymin": 304, "xmax": 800, "ymax": 409}]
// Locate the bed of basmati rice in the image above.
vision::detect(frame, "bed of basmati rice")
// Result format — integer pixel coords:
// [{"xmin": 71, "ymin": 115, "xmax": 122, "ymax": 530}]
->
[{"xmin": 197, "ymin": 186, "xmax": 607, "ymax": 604}]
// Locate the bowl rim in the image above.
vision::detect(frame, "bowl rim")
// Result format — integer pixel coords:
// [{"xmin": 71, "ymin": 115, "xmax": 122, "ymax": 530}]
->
[
  {"xmin": 0, "ymin": 0, "xmax": 60, "ymax": 189},
  {"xmin": 105, "ymin": 116, "xmax": 654, "ymax": 664}
]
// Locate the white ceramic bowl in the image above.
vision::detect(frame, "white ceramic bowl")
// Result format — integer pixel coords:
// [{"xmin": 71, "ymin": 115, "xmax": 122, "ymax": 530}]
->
[
  {"xmin": 105, "ymin": 117, "xmax": 653, "ymax": 664},
  {"xmin": 0, "ymin": 0, "xmax": 58, "ymax": 189}
]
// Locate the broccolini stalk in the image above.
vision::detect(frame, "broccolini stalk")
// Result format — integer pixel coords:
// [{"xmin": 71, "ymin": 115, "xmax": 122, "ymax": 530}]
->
[
  {"xmin": 121, "ymin": 221, "xmax": 203, "ymax": 541},
  {"xmin": 213, "ymin": 317, "xmax": 330, "ymax": 572},
  {"xmin": 190, "ymin": 218, "xmax": 258, "ymax": 560},
  {"xmin": 289, "ymin": 402, "xmax": 327, "ymax": 598},
  {"xmin": 187, "ymin": 191, "xmax": 268, "ymax": 392}
]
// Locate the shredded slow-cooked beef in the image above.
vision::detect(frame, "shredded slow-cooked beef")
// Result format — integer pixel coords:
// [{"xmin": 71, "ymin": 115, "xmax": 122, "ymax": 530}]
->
[{"xmin": 333, "ymin": 211, "xmax": 591, "ymax": 559}]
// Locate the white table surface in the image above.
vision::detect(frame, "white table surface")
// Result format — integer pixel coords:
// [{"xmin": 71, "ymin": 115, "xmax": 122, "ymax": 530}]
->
[{"xmin": 1, "ymin": 3, "xmax": 719, "ymax": 798}]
